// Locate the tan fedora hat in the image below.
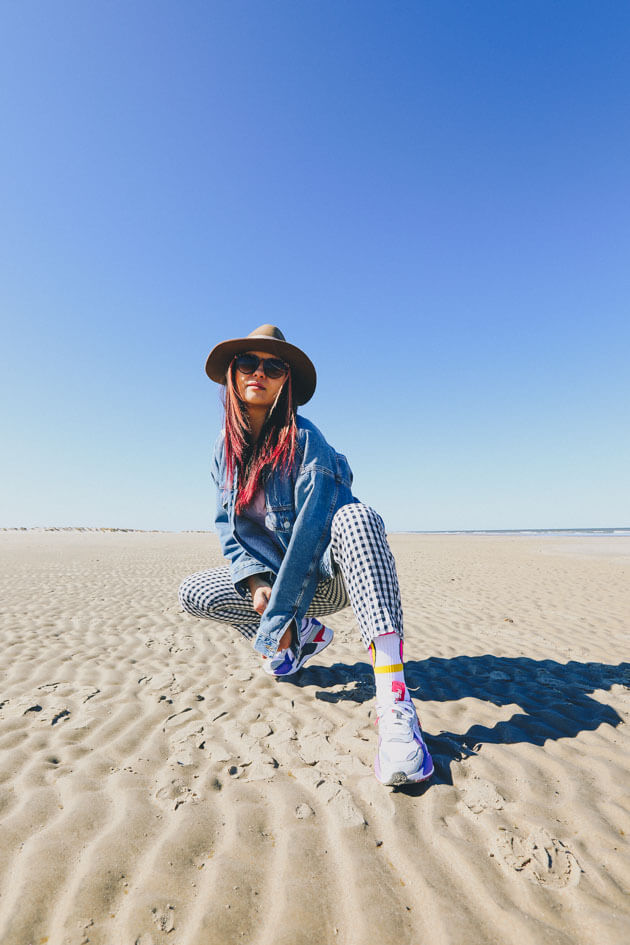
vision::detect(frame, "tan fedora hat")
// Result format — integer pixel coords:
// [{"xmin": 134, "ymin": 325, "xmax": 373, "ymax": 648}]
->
[{"xmin": 205, "ymin": 324, "xmax": 317, "ymax": 406}]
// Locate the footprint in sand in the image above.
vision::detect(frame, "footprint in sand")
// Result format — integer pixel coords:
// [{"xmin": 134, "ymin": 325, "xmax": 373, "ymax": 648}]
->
[
  {"xmin": 151, "ymin": 902, "xmax": 176, "ymax": 932},
  {"xmin": 295, "ymin": 803, "xmax": 315, "ymax": 819},
  {"xmin": 2, "ymin": 684, "xmax": 100, "ymax": 726},
  {"xmin": 137, "ymin": 670, "xmax": 182, "ymax": 698},
  {"xmin": 458, "ymin": 776, "xmax": 506, "ymax": 815},
  {"xmin": 496, "ymin": 827, "xmax": 581, "ymax": 887},
  {"xmin": 155, "ymin": 776, "xmax": 199, "ymax": 811},
  {"xmin": 293, "ymin": 767, "xmax": 367, "ymax": 827},
  {"xmin": 297, "ymin": 732, "xmax": 341, "ymax": 766}
]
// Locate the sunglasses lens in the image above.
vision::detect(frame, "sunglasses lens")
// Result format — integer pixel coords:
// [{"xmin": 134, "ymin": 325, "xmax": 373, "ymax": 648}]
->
[
  {"xmin": 234, "ymin": 354, "xmax": 288, "ymax": 378},
  {"xmin": 264, "ymin": 358, "xmax": 288, "ymax": 378},
  {"xmin": 234, "ymin": 354, "xmax": 259, "ymax": 375}
]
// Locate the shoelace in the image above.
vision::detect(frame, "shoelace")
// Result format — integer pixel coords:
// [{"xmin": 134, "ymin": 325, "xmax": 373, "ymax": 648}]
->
[{"xmin": 376, "ymin": 700, "xmax": 417, "ymax": 742}]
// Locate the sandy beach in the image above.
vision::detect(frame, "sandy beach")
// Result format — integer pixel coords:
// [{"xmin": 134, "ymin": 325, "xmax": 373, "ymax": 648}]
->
[{"xmin": 0, "ymin": 530, "xmax": 629, "ymax": 945}]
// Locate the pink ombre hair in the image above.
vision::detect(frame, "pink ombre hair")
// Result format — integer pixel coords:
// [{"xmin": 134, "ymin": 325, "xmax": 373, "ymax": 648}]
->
[{"xmin": 223, "ymin": 359, "xmax": 297, "ymax": 513}]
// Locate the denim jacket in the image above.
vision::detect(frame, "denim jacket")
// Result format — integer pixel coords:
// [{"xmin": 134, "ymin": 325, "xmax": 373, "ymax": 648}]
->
[{"xmin": 211, "ymin": 416, "xmax": 356, "ymax": 657}]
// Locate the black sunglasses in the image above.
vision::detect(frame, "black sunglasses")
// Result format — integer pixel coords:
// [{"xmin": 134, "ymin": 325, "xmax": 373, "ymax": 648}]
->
[{"xmin": 233, "ymin": 353, "xmax": 289, "ymax": 379}]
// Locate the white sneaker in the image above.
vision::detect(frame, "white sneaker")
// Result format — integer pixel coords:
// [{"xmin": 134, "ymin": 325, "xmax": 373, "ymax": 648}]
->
[
  {"xmin": 374, "ymin": 682, "xmax": 434, "ymax": 786},
  {"xmin": 263, "ymin": 617, "xmax": 333, "ymax": 677}
]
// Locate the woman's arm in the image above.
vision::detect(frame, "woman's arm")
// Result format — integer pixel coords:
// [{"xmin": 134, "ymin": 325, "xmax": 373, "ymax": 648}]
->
[
  {"xmin": 247, "ymin": 574, "xmax": 293, "ymax": 652},
  {"xmin": 212, "ymin": 439, "xmax": 270, "ymax": 595},
  {"xmin": 252, "ymin": 423, "xmax": 353, "ymax": 656}
]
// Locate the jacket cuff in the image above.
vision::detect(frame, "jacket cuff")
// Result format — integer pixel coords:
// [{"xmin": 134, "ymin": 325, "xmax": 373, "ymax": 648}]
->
[
  {"xmin": 231, "ymin": 561, "xmax": 272, "ymax": 598},
  {"xmin": 253, "ymin": 611, "xmax": 296, "ymax": 656}
]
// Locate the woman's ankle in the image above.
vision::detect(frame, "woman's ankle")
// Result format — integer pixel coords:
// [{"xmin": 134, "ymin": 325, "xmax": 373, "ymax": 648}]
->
[{"xmin": 370, "ymin": 631, "xmax": 409, "ymax": 703}]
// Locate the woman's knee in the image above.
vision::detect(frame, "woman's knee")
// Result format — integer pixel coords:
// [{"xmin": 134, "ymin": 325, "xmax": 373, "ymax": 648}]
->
[
  {"xmin": 178, "ymin": 573, "xmax": 200, "ymax": 615},
  {"xmin": 178, "ymin": 570, "xmax": 226, "ymax": 618},
  {"xmin": 331, "ymin": 502, "xmax": 385, "ymax": 539}
]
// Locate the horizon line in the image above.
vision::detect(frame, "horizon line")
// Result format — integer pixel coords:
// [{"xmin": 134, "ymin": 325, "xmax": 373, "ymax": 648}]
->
[{"xmin": 2, "ymin": 525, "xmax": 629, "ymax": 535}]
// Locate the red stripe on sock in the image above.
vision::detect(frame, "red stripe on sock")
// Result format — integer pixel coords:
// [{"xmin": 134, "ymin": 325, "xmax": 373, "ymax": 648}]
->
[{"xmin": 392, "ymin": 680, "xmax": 406, "ymax": 702}]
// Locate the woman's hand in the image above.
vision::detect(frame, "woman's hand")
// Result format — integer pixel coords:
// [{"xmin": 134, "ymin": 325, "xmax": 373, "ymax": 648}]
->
[
  {"xmin": 247, "ymin": 574, "xmax": 272, "ymax": 614},
  {"xmin": 247, "ymin": 576, "xmax": 293, "ymax": 655},
  {"xmin": 254, "ymin": 589, "xmax": 293, "ymax": 651},
  {"xmin": 252, "ymin": 584, "xmax": 272, "ymax": 616},
  {"xmin": 276, "ymin": 622, "xmax": 294, "ymax": 652}
]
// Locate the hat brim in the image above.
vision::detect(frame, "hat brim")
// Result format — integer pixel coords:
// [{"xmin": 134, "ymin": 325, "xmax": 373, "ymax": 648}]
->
[{"xmin": 205, "ymin": 335, "xmax": 317, "ymax": 406}]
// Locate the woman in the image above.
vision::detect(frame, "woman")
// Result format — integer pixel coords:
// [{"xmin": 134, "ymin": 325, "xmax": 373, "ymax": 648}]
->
[{"xmin": 178, "ymin": 324, "xmax": 433, "ymax": 786}]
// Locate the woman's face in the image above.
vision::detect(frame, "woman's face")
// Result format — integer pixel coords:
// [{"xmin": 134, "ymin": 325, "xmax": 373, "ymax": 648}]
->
[{"xmin": 234, "ymin": 349, "xmax": 288, "ymax": 412}]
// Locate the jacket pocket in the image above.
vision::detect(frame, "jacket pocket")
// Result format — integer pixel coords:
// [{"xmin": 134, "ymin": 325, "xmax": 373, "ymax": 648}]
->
[{"xmin": 265, "ymin": 509, "xmax": 295, "ymax": 533}]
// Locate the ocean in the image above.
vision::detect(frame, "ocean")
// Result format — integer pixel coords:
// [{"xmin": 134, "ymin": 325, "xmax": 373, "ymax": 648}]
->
[{"xmin": 407, "ymin": 528, "xmax": 630, "ymax": 537}]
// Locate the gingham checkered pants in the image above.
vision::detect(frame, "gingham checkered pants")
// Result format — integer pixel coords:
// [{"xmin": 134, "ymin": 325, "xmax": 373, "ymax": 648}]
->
[{"xmin": 178, "ymin": 503, "xmax": 403, "ymax": 648}]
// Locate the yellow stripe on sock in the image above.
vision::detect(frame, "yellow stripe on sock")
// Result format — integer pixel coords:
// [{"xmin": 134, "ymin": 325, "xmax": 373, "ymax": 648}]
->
[{"xmin": 373, "ymin": 663, "xmax": 403, "ymax": 674}]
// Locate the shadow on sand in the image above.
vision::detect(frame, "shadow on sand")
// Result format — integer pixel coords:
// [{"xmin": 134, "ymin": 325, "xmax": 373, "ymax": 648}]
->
[{"xmin": 289, "ymin": 654, "xmax": 630, "ymax": 792}]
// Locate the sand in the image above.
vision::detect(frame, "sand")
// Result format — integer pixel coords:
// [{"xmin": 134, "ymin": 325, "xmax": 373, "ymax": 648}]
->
[{"xmin": 0, "ymin": 530, "xmax": 629, "ymax": 945}]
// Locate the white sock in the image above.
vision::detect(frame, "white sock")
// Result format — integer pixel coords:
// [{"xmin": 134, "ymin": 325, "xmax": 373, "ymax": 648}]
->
[{"xmin": 369, "ymin": 632, "xmax": 409, "ymax": 703}]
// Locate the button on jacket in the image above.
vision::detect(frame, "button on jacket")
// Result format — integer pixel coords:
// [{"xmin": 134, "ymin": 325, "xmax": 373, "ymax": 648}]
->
[{"xmin": 211, "ymin": 416, "xmax": 356, "ymax": 656}]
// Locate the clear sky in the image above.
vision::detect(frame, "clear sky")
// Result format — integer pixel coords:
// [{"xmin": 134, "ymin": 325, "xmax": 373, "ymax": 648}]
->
[{"xmin": 1, "ymin": 1, "xmax": 628, "ymax": 531}]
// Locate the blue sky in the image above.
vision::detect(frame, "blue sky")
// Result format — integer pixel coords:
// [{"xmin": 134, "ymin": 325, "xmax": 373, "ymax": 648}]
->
[{"xmin": 1, "ymin": 1, "xmax": 628, "ymax": 531}]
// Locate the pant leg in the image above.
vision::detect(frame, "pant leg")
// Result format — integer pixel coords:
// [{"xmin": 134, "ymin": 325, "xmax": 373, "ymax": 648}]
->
[
  {"xmin": 178, "ymin": 565, "xmax": 260, "ymax": 640},
  {"xmin": 329, "ymin": 503, "xmax": 404, "ymax": 648},
  {"xmin": 178, "ymin": 565, "xmax": 349, "ymax": 641},
  {"xmin": 305, "ymin": 569, "xmax": 349, "ymax": 619}
]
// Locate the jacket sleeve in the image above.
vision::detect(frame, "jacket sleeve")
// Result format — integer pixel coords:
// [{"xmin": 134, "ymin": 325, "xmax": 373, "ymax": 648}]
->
[
  {"xmin": 211, "ymin": 440, "xmax": 269, "ymax": 596},
  {"xmin": 252, "ymin": 434, "xmax": 341, "ymax": 656}
]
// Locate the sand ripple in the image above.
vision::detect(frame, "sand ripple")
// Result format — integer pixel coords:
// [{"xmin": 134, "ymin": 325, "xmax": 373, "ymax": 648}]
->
[{"xmin": 0, "ymin": 531, "xmax": 629, "ymax": 945}]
